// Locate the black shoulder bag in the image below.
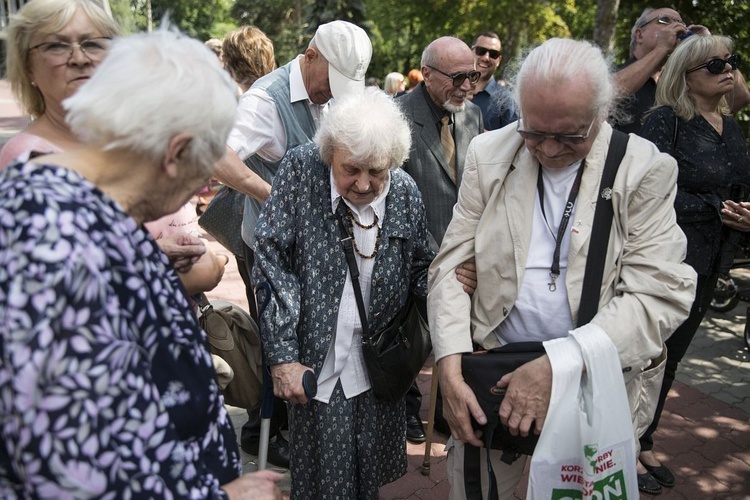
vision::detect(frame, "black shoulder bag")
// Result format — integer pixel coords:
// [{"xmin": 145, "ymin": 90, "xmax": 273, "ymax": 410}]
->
[
  {"xmin": 335, "ymin": 207, "xmax": 432, "ymax": 403},
  {"xmin": 461, "ymin": 130, "xmax": 630, "ymax": 500}
]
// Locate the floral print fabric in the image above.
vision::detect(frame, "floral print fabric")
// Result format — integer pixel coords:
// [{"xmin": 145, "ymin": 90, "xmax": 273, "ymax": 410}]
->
[{"xmin": 0, "ymin": 160, "xmax": 240, "ymax": 498}]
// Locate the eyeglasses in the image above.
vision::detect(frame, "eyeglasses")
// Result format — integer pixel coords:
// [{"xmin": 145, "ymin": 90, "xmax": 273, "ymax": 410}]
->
[
  {"xmin": 30, "ymin": 37, "xmax": 111, "ymax": 64},
  {"xmin": 686, "ymin": 54, "xmax": 740, "ymax": 75},
  {"xmin": 639, "ymin": 15, "xmax": 686, "ymax": 28},
  {"xmin": 516, "ymin": 117, "xmax": 597, "ymax": 145},
  {"xmin": 473, "ymin": 46, "xmax": 502, "ymax": 60},
  {"xmin": 426, "ymin": 65, "xmax": 481, "ymax": 87}
]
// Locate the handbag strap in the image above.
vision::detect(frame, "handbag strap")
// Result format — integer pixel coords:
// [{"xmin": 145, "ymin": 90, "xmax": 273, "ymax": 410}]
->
[
  {"xmin": 577, "ymin": 129, "xmax": 629, "ymax": 326},
  {"xmin": 335, "ymin": 207, "xmax": 371, "ymax": 339}
]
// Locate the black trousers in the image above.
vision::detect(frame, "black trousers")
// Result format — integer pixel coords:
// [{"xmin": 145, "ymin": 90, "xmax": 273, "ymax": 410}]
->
[{"xmin": 639, "ymin": 272, "xmax": 718, "ymax": 452}]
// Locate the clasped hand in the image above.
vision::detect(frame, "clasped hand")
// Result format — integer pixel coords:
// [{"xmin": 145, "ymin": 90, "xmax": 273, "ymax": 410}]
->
[
  {"xmin": 439, "ymin": 354, "xmax": 552, "ymax": 447},
  {"xmin": 270, "ymin": 362, "xmax": 314, "ymax": 405}
]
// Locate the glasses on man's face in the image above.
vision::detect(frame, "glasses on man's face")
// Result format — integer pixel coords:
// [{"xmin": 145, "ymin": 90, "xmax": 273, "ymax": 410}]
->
[
  {"xmin": 639, "ymin": 15, "xmax": 686, "ymax": 28},
  {"xmin": 473, "ymin": 46, "xmax": 502, "ymax": 60},
  {"xmin": 30, "ymin": 37, "xmax": 111, "ymax": 64},
  {"xmin": 426, "ymin": 65, "xmax": 481, "ymax": 87},
  {"xmin": 686, "ymin": 54, "xmax": 740, "ymax": 75},
  {"xmin": 516, "ymin": 117, "xmax": 597, "ymax": 146}
]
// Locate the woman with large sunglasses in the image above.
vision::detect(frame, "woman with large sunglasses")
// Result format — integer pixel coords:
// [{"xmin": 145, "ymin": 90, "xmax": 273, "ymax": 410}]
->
[{"xmin": 638, "ymin": 34, "xmax": 750, "ymax": 495}]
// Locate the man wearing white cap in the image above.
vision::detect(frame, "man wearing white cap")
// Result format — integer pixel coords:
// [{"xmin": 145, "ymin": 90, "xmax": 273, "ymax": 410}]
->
[{"xmin": 211, "ymin": 19, "xmax": 372, "ymax": 469}]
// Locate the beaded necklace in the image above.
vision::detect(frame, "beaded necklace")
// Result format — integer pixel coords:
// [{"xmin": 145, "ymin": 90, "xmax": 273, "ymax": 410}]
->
[{"xmin": 343, "ymin": 203, "xmax": 381, "ymax": 259}]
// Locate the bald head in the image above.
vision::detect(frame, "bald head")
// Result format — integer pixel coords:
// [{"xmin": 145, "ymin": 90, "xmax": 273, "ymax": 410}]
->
[{"xmin": 420, "ymin": 37, "xmax": 476, "ymax": 112}]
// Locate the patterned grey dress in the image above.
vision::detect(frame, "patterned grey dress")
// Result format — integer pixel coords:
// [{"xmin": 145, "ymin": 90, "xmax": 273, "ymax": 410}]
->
[{"xmin": 253, "ymin": 143, "xmax": 434, "ymax": 499}]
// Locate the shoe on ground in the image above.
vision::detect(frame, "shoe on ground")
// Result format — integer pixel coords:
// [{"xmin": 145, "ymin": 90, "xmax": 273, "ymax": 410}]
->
[
  {"xmin": 643, "ymin": 462, "xmax": 675, "ymax": 487},
  {"xmin": 406, "ymin": 414, "xmax": 426, "ymax": 444},
  {"xmin": 638, "ymin": 472, "xmax": 662, "ymax": 495},
  {"xmin": 240, "ymin": 434, "xmax": 290, "ymax": 469}
]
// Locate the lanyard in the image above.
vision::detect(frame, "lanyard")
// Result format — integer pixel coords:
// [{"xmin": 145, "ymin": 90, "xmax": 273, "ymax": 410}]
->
[{"xmin": 536, "ymin": 161, "xmax": 585, "ymax": 291}]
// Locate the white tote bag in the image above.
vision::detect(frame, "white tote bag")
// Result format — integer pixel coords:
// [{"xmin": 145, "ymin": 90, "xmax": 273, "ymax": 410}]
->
[{"xmin": 528, "ymin": 327, "xmax": 638, "ymax": 499}]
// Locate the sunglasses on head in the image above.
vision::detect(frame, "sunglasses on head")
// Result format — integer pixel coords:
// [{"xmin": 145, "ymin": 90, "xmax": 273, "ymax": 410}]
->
[
  {"xmin": 686, "ymin": 54, "xmax": 740, "ymax": 75},
  {"xmin": 640, "ymin": 15, "xmax": 686, "ymax": 28},
  {"xmin": 473, "ymin": 46, "xmax": 502, "ymax": 59},
  {"xmin": 426, "ymin": 65, "xmax": 481, "ymax": 87}
]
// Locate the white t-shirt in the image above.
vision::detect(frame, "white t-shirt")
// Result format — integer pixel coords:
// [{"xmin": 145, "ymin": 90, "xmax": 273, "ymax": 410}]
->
[{"xmin": 494, "ymin": 160, "xmax": 582, "ymax": 344}]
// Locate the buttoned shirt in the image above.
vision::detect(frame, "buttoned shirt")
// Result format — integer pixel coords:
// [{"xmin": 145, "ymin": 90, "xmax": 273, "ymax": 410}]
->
[
  {"xmin": 227, "ymin": 56, "xmax": 327, "ymax": 162},
  {"xmin": 315, "ymin": 171, "xmax": 391, "ymax": 402}
]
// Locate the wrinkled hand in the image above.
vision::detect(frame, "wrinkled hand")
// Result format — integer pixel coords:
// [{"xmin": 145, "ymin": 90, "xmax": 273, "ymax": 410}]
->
[
  {"xmin": 158, "ymin": 232, "xmax": 206, "ymax": 273},
  {"xmin": 222, "ymin": 470, "xmax": 284, "ymax": 500},
  {"xmin": 270, "ymin": 362, "xmax": 314, "ymax": 405},
  {"xmin": 722, "ymin": 200, "xmax": 750, "ymax": 232},
  {"xmin": 498, "ymin": 355, "xmax": 553, "ymax": 437},
  {"xmin": 455, "ymin": 259, "xmax": 477, "ymax": 295},
  {"xmin": 438, "ymin": 354, "xmax": 486, "ymax": 447}
]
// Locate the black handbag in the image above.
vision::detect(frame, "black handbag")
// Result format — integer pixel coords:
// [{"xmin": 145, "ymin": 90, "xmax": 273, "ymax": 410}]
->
[
  {"xmin": 460, "ymin": 130, "xmax": 630, "ymax": 500},
  {"xmin": 335, "ymin": 209, "xmax": 432, "ymax": 403},
  {"xmin": 198, "ymin": 184, "xmax": 245, "ymax": 256}
]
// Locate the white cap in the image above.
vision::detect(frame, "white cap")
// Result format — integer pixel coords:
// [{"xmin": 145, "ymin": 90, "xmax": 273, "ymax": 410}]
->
[{"xmin": 312, "ymin": 21, "xmax": 372, "ymax": 100}]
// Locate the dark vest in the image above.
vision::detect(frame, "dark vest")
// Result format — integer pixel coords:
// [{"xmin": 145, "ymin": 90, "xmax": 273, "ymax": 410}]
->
[{"xmin": 241, "ymin": 60, "xmax": 318, "ymax": 246}]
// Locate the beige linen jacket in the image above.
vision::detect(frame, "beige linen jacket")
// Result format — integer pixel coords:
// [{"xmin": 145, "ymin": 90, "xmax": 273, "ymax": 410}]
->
[{"xmin": 428, "ymin": 122, "xmax": 696, "ymax": 407}]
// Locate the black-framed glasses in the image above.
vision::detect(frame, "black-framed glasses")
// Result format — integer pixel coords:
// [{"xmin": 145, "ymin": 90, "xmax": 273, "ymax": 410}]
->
[
  {"xmin": 426, "ymin": 65, "xmax": 481, "ymax": 87},
  {"xmin": 686, "ymin": 54, "xmax": 740, "ymax": 75},
  {"xmin": 516, "ymin": 117, "xmax": 597, "ymax": 146},
  {"xmin": 639, "ymin": 15, "xmax": 686, "ymax": 28},
  {"xmin": 473, "ymin": 46, "xmax": 502, "ymax": 59},
  {"xmin": 30, "ymin": 37, "xmax": 111, "ymax": 64}
]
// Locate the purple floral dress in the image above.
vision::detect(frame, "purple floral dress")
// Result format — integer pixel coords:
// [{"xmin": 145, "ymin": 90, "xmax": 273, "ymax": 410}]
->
[{"xmin": 0, "ymin": 159, "xmax": 241, "ymax": 498}]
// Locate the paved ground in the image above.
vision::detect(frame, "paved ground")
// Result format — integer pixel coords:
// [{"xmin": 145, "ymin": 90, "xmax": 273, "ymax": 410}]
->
[{"xmin": 2, "ymin": 79, "xmax": 748, "ymax": 499}]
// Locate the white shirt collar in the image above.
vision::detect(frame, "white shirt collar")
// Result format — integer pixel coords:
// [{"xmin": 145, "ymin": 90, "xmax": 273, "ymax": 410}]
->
[
  {"xmin": 329, "ymin": 169, "xmax": 391, "ymax": 227},
  {"xmin": 290, "ymin": 56, "xmax": 310, "ymax": 104}
]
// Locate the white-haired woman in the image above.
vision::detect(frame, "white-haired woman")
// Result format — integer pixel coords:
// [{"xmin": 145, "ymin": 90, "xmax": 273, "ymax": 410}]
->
[
  {"xmin": 0, "ymin": 29, "xmax": 282, "ymax": 499},
  {"xmin": 252, "ymin": 86, "xmax": 433, "ymax": 498},
  {"xmin": 638, "ymin": 34, "xmax": 750, "ymax": 493}
]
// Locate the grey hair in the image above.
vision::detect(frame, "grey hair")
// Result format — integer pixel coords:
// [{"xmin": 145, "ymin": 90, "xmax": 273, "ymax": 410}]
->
[
  {"xmin": 64, "ymin": 26, "xmax": 237, "ymax": 174},
  {"xmin": 655, "ymin": 35, "xmax": 734, "ymax": 120},
  {"xmin": 506, "ymin": 38, "xmax": 616, "ymax": 121},
  {"xmin": 315, "ymin": 86, "xmax": 411, "ymax": 170},
  {"xmin": 630, "ymin": 7, "xmax": 655, "ymax": 56}
]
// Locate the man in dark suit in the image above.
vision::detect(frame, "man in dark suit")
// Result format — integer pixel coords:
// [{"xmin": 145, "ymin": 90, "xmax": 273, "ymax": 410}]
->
[{"xmin": 397, "ymin": 36, "xmax": 483, "ymax": 443}]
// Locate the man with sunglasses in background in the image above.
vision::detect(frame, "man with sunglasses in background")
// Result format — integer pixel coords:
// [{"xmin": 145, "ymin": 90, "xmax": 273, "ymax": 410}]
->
[
  {"xmin": 397, "ymin": 36, "xmax": 484, "ymax": 444},
  {"xmin": 469, "ymin": 31, "xmax": 518, "ymax": 131},
  {"xmin": 614, "ymin": 7, "xmax": 750, "ymax": 135}
]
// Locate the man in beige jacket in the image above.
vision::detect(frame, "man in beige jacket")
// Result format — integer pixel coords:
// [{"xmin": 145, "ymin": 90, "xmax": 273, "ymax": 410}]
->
[{"xmin": 428, "ymin": 37, "xmax": 697, "ymax": 499}]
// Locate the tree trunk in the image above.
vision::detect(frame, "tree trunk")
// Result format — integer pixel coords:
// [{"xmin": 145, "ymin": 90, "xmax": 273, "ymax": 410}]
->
[
  {"xmin": 146, "ymin": 0, "xmax": 152, "ymax": 32},
  {"xmin": 593, "ymin": 0, "xmax": 620, "ymax": 54}
]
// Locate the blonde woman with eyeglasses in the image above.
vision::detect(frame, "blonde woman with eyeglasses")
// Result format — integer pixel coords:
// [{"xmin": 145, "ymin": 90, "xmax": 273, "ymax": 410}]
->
[{"xmin": 0, "ymin": 0, "xmax": 119, "ymax": 167}]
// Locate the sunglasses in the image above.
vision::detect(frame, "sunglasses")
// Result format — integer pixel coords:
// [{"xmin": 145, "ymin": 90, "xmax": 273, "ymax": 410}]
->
[
  {"xmin": 426, "ymin": 65, "xmax": 481, "ymax": 87},
  {"xmin": 516, "ymin": 117, "xmax": 596, "ymax": 146},
  {"xmin": 473, "ymin": 46, "xmax": 502, "ymax": 59},
  {"xmin": 639, "ymin": 15, "xmax": 686, "ymax": 28},
  {"xmin": 686, "ymin": 54, "xmax": 740, "ymax": 74}
]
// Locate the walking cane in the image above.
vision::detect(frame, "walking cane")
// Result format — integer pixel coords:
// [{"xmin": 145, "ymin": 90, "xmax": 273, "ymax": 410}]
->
[
  {"xmin": 421, "ymin": 360, "xmax": 440, "ymax": 476},
  {"xmin": 255, "ymin": 282, "xmax": 318, "ymax": 470}
]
